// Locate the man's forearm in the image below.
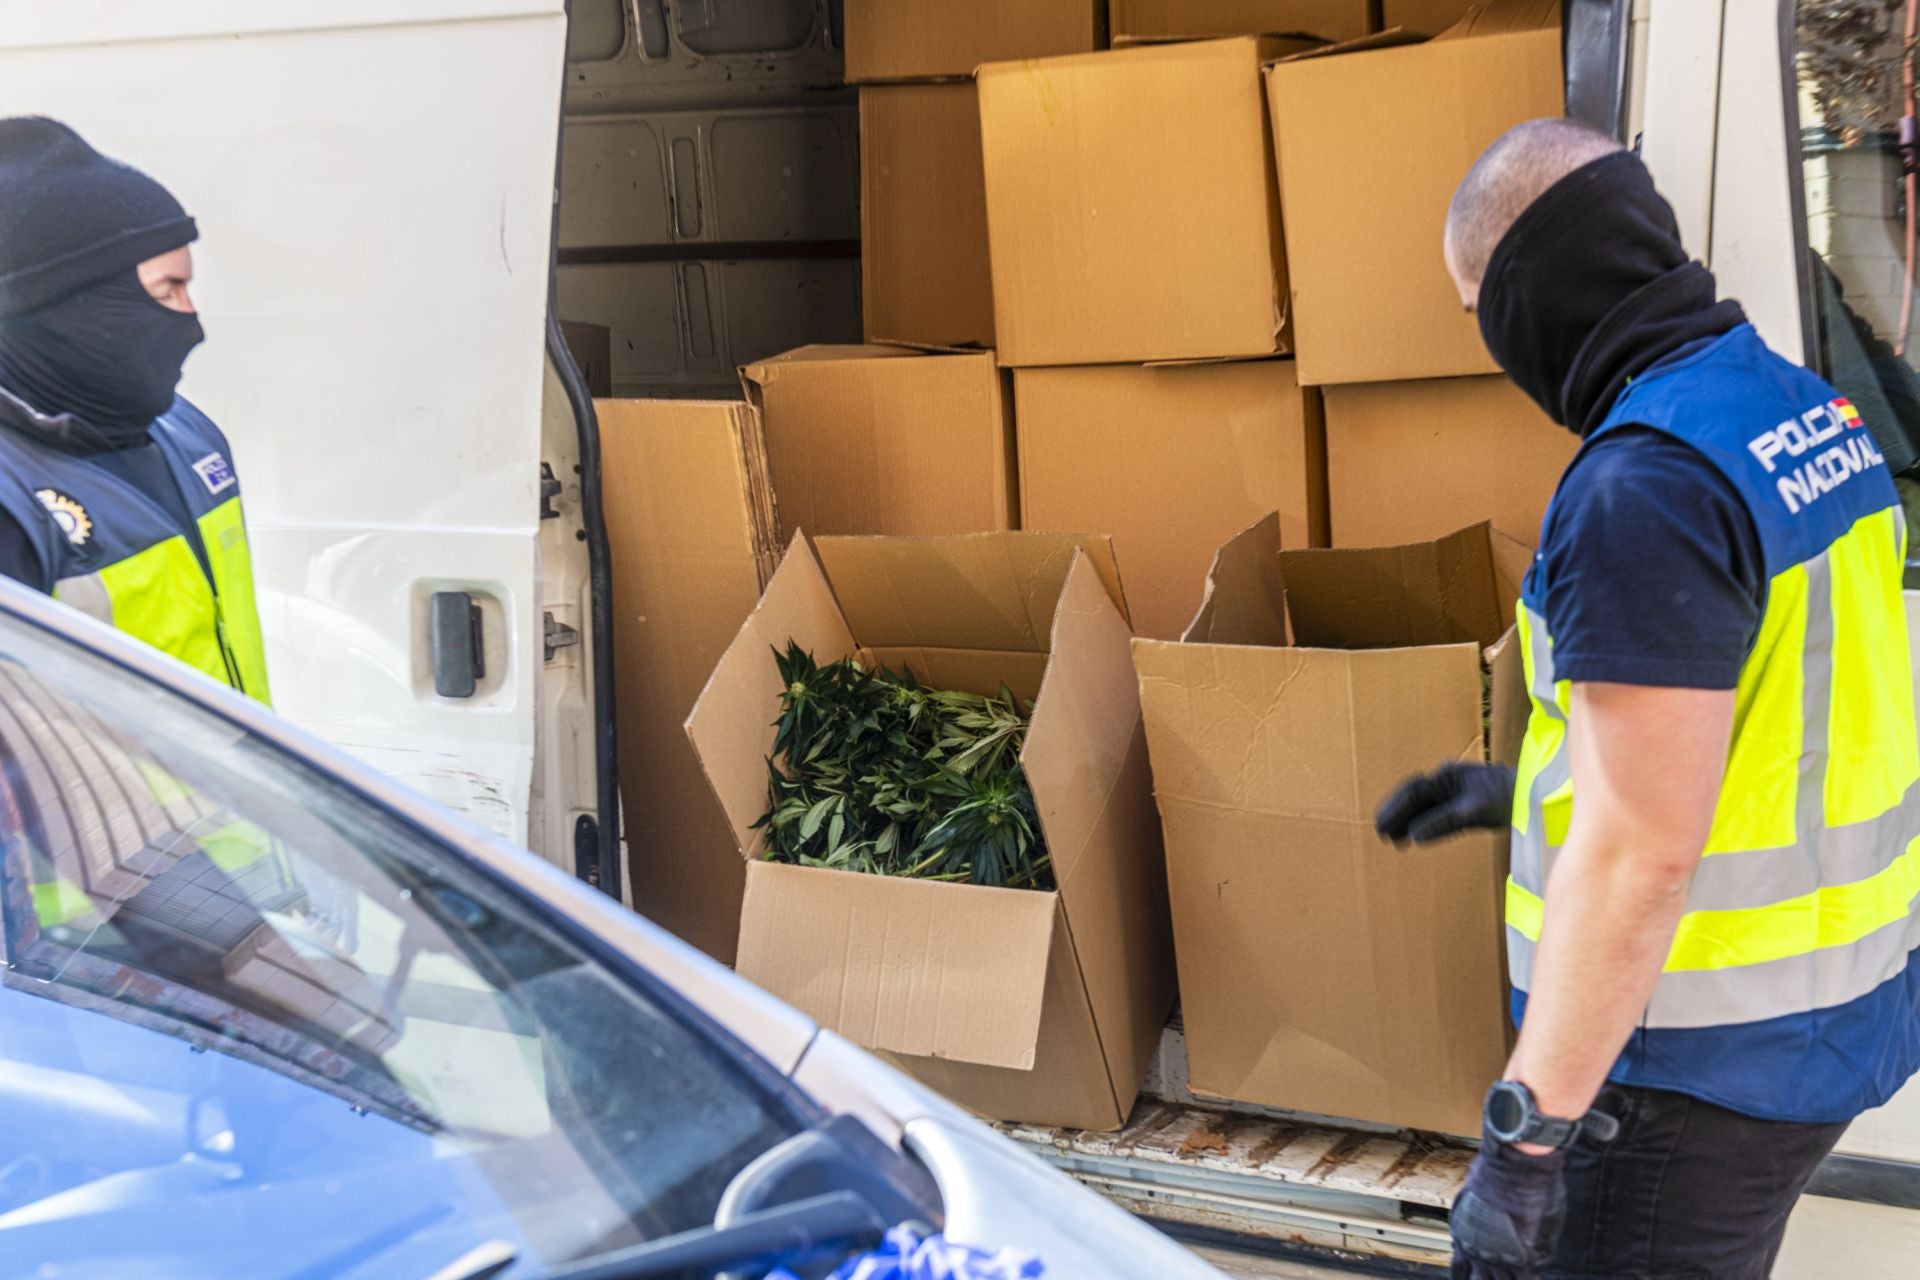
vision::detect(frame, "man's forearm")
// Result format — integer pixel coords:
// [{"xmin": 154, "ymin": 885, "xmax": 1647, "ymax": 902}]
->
[{"xmin": 1506, "ymin": 835, "xmax": 1694, "ymax": 1129}]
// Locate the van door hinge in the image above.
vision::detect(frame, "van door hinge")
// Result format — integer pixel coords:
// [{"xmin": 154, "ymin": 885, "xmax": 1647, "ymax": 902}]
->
[
  {"xmin": 540, "ymin": 463, "xmax": 564, "ymax": 520},
  {"xmin": 543, "ymin": 612, "xmax": 581, "ymax": 661}
]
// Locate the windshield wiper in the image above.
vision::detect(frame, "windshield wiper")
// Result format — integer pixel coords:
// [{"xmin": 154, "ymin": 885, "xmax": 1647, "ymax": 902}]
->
[{"xmin": 544, "ymin": 1191, "xmax": 889, "ymax": 1280}]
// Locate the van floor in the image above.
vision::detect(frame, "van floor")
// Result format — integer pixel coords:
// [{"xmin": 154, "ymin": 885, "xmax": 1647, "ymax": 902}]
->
[{"xmin": 1170, "ymin": 1193, "xmax": 1920, "ymax": 1278}]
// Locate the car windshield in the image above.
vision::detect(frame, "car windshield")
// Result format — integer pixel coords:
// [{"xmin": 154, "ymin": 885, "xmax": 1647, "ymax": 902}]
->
[{"xmin": 0, "ymin": 606, "xmax": 807, "ymax": 1279}]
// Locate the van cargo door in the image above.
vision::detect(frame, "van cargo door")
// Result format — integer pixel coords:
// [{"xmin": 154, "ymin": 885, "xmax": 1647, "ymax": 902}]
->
[{"xmin": 0, "ymin": 1, "xmax": 569, "ymax": 846}]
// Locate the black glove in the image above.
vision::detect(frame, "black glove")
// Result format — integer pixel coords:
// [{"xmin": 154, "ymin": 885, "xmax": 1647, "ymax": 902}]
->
[
  {"xmin": 1375, "ymin": 762, "xmax": 1516, "ymax": 845},
  {"xmin": 1450, "ymin": 1129, "xmax": 1568, "ymax": 1279}
]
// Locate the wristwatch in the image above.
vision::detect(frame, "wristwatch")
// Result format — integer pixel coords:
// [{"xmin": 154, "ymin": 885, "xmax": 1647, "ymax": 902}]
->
[{"xmin": 1484, "ymin": 1080, "xmax": 1621, "ymax": 1150}]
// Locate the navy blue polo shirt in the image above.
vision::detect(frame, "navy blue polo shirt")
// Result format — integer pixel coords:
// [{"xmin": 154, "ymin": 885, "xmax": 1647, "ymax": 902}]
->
[{"xmin": 1538, "ymin": 424, "xmax": 1767, "ymax": 690}]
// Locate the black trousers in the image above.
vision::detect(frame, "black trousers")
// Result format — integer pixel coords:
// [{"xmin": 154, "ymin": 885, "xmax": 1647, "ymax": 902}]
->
[{"xmin": 1545, "ymin": 1084, "xmax": 1849, "ymax": 1279}]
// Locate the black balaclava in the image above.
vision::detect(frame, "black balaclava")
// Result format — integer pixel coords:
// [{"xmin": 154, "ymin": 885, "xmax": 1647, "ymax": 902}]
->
[
  {"xmin": 1476, "ymin": 150, "xmax": 1747, "ymax": 436},
  {"xmin": 0, "ymin": 117, "xmax": 202, "ymax": 451},
  {"xmin": 0, "ymin": 273, "xmax": 204, "ymax": 448}
]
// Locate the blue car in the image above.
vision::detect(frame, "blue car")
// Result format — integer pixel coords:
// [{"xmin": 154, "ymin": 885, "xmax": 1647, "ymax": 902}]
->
[{"xmin": 0, "ymin": 580, "xmax": 1222, "ymax": 1280}]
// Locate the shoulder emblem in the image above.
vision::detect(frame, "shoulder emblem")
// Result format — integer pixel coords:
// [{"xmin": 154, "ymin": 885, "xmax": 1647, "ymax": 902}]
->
[
  {"xmin": 34, "ymin": 489, "xmax": 92, "ymax": 548},
  {"xmin": 191, "ymin": 452, "xmax": 236, "ymax": 496}
]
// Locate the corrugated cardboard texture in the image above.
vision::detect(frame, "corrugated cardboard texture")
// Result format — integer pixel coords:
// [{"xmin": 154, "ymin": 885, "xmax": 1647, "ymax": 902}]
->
[
  {"xmin": 1280, "ymin": 523, "xmax": 1506, "ymax": 651},
  {"xmin": 600, "ymin": 399, "xmax": 776, "ymax": 964},
  {"xmin": 1265, "ymin": 26, "xmax": 1563, "ymax": 384},
  {"xmin": 1184, "ymin": 512, "xmax": 1291, "ymax": 646},
  {"xmin": 1111, "ymin": 0, "xmax": 1375, "ymax": 42},
  {"xmin": 844, "ymin": 0, "xmax": 1105, "ymax": 82},
  {"xmin": 1384, "ymin": 0, "xmax": 1482, "ymax": 31},
  {"xmin": 1434, "ymin": 0, "xmax": 1561, "ymax": 37},
  {"xmin": 737, "ymin": 861, "xmax": 1060, "ymax": 1070},
  {"xmin": 1324, "ymin": 374, "xmax": 1576, "ymax": 547},
  {"xmin": 978, "ymin": 38, "xmax": 1291, "ymax": 366},
  {"xmin": 742, "ymin": 346, "xmax": 1016, "ymax": 541},
  {"xmin": 1017, "ymin": 361, "xmax": 1324, "ymax": 640},
  {"xmin": 814, "ymin": 531, "xmax": 1127, "ymax": 653},
  {"xmin": 1132, "ymin": 521, "xmax": 1514, "ymax": 1134},
  {"xmin": 688, "ymin": 533, "xmax": 1172, "ymax": 1128},
  {"xmin": 892, "ymin": 909, "xmax": 1122, "ymax": 1131},
  {"xmin": 861, "ymin": 84, "xmax": 995, "ymax": 350}
]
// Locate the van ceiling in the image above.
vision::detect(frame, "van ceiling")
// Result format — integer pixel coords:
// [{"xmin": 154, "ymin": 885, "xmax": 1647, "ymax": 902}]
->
[{"xmin": 557, "ymin": 0, "xmax": 859, "ymax": 400}]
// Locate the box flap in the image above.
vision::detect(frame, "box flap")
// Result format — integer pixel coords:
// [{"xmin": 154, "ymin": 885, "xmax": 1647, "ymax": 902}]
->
[
  {"xmin": 1183, "ymin": 512, "xmax": 1291, "ymax": 646},
  {"xmin": 1489, "ymin": 527, "xmax": 1535, "ymax": 622},
  {"xmin": 1280, "ymin": 522, "xmax": 1504, "ymax": 650},
  {"xmin": 737, "ymin": 861, "xmax": 1059, "ymax": 1070},
  {"xmin": 1023, "ymin": 552, "xmax": 1177, "ymax": 1111},
  {"xmin": 1022, "ymin": 553, "xmax": 1150, "ymax": 895},
  {"xmin": 1435, "ymin": 0, "xmax": 1560, "ymax": 39},
  {"xmin": 1118, "ymin": 32, "xmax": 1327, "ymax": 52},
  {"xmin": 1270, "ymin": 28, "xmax": 1430, "ymax": 61},
  {"xmin": 815, "ymin": 532, "xmax": 1127, "ymax": 654},
  {"xmin": 685, "ymin": 533, "xmax": 858, "ymax": 859},
  {"xmin": 1488, "ymin": 624, "xmax": 1528, "ymax": 767},
  {"xmin": 741, "ymin": 344, "xmax": 919, "ymax": 388}
]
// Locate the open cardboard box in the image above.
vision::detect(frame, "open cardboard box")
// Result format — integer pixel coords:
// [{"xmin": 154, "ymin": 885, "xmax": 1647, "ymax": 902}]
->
[
  {"xmin": 687, "ymin": 532, "xmax": 1177, "ymax": 1130},
  {"xmin": 1132, "ymin": 515, "xmax": 1529, "ymax": 1134}
]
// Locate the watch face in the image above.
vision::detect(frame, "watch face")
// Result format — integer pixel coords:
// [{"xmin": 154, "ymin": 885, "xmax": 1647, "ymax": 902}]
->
[{"xmin": 1488, "ymin": 1083, "xmax": 1528, "ymax": 1140}]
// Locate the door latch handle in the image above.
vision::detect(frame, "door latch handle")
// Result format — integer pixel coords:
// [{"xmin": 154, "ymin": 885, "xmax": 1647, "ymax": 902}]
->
[{"xmin": 430, "ymin": 591, "xmax": 486, "ymax": 698}]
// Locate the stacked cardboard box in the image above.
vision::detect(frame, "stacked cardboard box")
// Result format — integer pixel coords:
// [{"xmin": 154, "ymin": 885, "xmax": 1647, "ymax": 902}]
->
[
  {"xmin": 848, "ymin": 0, "xmax": 1107, "ymax": 351},
  {"xmin": 670, "ymin": 0, "xmax": 1578, "ymax": 1133},
  {"xmin": 1110, "ymin": 0, "xmax": 1374, "ymax": 45},
  {"xmin": 1018, "ymin": 362, "xmax": 1327, "ymax": 639},
  {"xmin": 601, "ymin": 399, "xmax": 780, "ymax": 964},
  {"xmin": 740, "ymin": 346, "xmax": 1016, "ymax": 541}
]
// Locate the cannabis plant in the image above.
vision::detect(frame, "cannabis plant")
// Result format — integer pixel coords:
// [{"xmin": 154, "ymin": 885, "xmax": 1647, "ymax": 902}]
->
[{"xmin": 753, "ymin": 643, "xmax": 1052, "ymax": 890}]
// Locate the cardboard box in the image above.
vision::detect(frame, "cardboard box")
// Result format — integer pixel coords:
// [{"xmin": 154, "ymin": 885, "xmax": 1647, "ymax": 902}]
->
[
  {"xmin": 861, "ymin": 83, "xmax": 995, "ymax": 351},
  {"xmin": 740, "ymin": 346, "xmax": 1016, "ymax": 542},
  {"xmin": 600, "ymin": 399, "xmax": 780, "ymax": 964},
  {"xmin": 1265, "ymin": 4, "xmax": 1564, "ymax": 384},
  {"xmin": 1111, "ymin": 0, "xmax": 1375, "ymax": 43},
  {"xmin": 978, "ymin": 37, "xmax": 1296, "ymax": 367},
  {"xmin": 560, "ymin": 320, "xmax": 612, "ymax": 398},
  {"xmin": 844, "ymin": 0, "xmax": 1106, "ymax": 83},
  {"xmin": 1017, "ymin": 360, "xmax": 1328, "ymax": 640},
  {"xmin": 688, "ymin": 532, "xmax": 1176, "ymax": 1130},
  {"xmin": 1132, "ymin": 517, "xmax": 1521, "ymax": 1135},
  {"xmin": 1384, "ymin": 0, "xmax": 1484, "ymax": 33},
  {"xmin": 1324, "ymin": 374, "xmax": 1575, "ymax": 547}
]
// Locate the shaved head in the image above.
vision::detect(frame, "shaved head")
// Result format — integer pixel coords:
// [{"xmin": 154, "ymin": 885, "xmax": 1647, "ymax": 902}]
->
[{"xmin": 1445, "ymin": 118, "xmax": 1625, "ymax": 305}]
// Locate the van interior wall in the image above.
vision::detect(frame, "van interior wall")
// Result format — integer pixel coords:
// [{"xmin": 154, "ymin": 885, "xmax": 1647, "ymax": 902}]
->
[{"xmin": 556, "ymin": 0, "xmax": 860, "ymax": 400}]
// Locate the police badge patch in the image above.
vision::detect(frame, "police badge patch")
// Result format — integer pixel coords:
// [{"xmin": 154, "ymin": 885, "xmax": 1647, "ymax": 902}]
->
[
  {"xmin": 34, "ymin": 489, "xmax": 92, "ymax": 548},
  {"xmin": 192, "ymin": 452, "xmax": 236, "ymax": 495}
]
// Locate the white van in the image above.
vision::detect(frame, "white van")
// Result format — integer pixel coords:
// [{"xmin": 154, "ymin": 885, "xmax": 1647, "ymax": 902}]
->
[{"xmin": 4, "ymin": 1, "xmax": 1917, "ymax": 1271}]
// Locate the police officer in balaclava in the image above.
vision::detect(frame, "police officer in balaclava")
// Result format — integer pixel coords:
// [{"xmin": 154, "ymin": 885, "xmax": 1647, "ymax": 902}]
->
[{"xmin": 0, "ymin": 117, "xmax": 269, "ymax": 701}]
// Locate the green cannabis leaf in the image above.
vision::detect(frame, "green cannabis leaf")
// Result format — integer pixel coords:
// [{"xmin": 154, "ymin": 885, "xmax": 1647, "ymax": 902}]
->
[{"xmin": 752, "ymin": 642, "xmax": 1053, "ymax": 890}]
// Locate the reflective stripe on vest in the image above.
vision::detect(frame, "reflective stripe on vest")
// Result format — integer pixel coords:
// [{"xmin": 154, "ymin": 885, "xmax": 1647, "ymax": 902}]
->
[
  {"xmin": 0, "ymin": 399, "xmax": 271, "ymax": 704},
  {"xmin": 1507, "ymin": 325, "xmax": 1920, "ymax": 1121},
  {"xmin": 1509, "ymin": 506, "xmax": 1919, "ymax": 1028}
]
